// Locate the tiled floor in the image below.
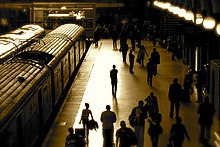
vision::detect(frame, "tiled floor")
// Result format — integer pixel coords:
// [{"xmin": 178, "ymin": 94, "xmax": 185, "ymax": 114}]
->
[{"xmin": 42, "ymin": 39, "xmax": 220, "ymax": 147}]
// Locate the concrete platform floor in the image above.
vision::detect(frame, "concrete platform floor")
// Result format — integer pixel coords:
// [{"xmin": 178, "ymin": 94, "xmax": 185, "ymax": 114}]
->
[{"xmin": 42, "ymin": 39, "xmax": 220, "ymax": 147}]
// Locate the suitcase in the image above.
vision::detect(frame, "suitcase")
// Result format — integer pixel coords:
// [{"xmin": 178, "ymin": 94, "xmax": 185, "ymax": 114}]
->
[{"xmin": 75, "ymin": 128, "xmax": 85, "ymax": 139}]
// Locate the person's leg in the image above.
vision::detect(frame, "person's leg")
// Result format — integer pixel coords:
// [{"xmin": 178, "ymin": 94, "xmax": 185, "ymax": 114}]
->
[
  {"xmin": 206, "ymin": 125, "xmax": 211, "ymax": 142},
  {"xmin": 139, "ymin": 126, "xmax": 145, "ymax": 147},
  {"xmin": 115, "ymin": 83, "xmax": 117, "ymax": 95},
  {"xmin": 155, "ymin": 135, "xmax": 159, "ymax": 147},
  {"xmin": 175, "ymin": 102, "xmax": 180, "ymax": 118},
  {"xmin": 150, "ymin": 135, "xmax": 155, "ymax": 147},
  {"xmin": 199, "ymin": 125, "xmax": 205, "ymax": 142},
  {"xmin": 170, "ymin": 101, "xmax": 174, "ymax": 118},
  {"xmin": 149, "ymin": 75, "xmax": 153, "ymax": 86},
  {"xmin": 111, "ymin": 82, "xmax": 114, "ymax": 95}
]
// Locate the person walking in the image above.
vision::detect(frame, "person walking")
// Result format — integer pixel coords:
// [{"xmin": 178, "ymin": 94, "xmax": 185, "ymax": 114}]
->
[
  {"xmin": 197, "ymin": 96, "xmax": 215, "ymax": 145},
  {"xmin": 110, "ymin": 65, "xmax": 118, "ymax": 97},
  {"xmin": 137, "ymin": 45, "xmax": 148, "ymax": 66},
  {"xmin": 120, "ymin": 42, "xmax": 128, "ymax": 63},
  {"xmin": 100, "ymin": 105, "xmax": 117, "ymax": 147},
  {"xmin": 150, "ymin": 48, "xmax": 160, "ymax": 75},
  {"xmin": 168, "ymin": 78, "xmax": 182, "ymax": 119},
  {"xmin": 145, "ymin": 92, "xmax": 159, "ymax": 117},
  {"xmin": 79, "ymin": 103, "xmax": 94, "ymax": 142},
  {"xmin": 146, "ymin": 58, "xmax": 155, "ymax": 87},
  {"xmin": 129, "ymin": 50, "xmax": 135, "ymax": 74},
  {"xmin": 115, "ymin": 120, "xmax": 137, "ymax": 147},
  {"xmin": 129, "ymin": 100, "xmax": 148, "ymax": 147},
  {"xmin": 169, "ymin": 117, "xmax": 190, "ymax": 147},
  {"xmin": 111, "ymin": 24, "xmax": 118, "ymax": 49},
  {"xmin": 65, "ymin": 127, "xmax": 85, "ymax": 147},
  {"xmin": 147, "ymin": 109, "xmax": 163, "ymax": 147},
  {"xmin": 94, "ymin": 25, "xmax": 101, "ymax": 48}
]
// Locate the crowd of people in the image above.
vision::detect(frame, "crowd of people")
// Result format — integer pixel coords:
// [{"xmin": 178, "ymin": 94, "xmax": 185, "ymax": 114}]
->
[{"xmin": 64, "ymin": 21, "xmax": 215, "ymax": 147}]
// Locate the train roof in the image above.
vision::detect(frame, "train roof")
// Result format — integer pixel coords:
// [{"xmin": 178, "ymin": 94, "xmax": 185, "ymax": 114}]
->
[
  {"xmin": 0, "ymin": 24, "xmax": 85, "ymax": 130},
  {"xmin": 16, "ymin": 24, "xmax": 84, "ymax": 66},
  {"xmin": 0, "ymin": 58, "xmax": 49, "ymax": 129},
  {"xmin": 0, "ymin": 24, "xmax": 45, "ymax": 63}
]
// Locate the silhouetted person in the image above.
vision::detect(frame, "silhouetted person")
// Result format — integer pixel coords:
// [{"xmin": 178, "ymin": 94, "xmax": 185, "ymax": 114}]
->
[
  {"xmin": 148, "ymin": 109, "xmax": 163, "ymax": 147},
  {"xmin": 100, "ymin": 105, "xmax": 117, "ymax": 147},
  {"xmin": 110, "ymin": 65, "xmax": 118, "ymax": 97},
  {"xmin": 94, "ymin": 25, "xmax": 101, "ymax": 48},
  {"xmin": 116, "ymin": 121, "xmax": 137, "ymax": 147},
  {"xmin": 150, "ymin": 48, "xmax": 160, "ymax": 75},
  {"xmin": 196, "ymin": 67, "xmax": 206, "ymax": 103},
  {"xmin": 65, "ymin": 127, "xmax": 85, "ymax": 147},
  {"xmin": 168, "ymin": 78, "xmax": 182, "ymax": 118},
  {"xmin": 137, "ymin": 45, "xmax": 148, "ymax": 66},
  {"xmin": 129, "ymin": 50, "xmax": 135, "ymax": 74},
  {"xmin": 111, "ymin": 24, "xmax": 118, "ymax": 49},
  {"xmin": 130, "ymin": 100, "xmax": 148, "ymax": 147},
  {"xmin": 169, "ymin": 117, "xmax": 190, "ymax": 147},
  {"xmin": 197, "ymin": 96, "xmax": 215, "ymax": 144},
  {"xmin": 120, "ymin": 42, "xmax": 128, "ymax": 63},
  {"xmin": 146, "ymin": 58, "xmax": 154, "ymax": 87},
  {"xmin": 79, "ymin": 103, "xmax": 94, "ymax": 142},
  {"xmin": 130, "ymin": 26, "xmax": 136, "ymax": 51},
  {"xmin": 145, "ymin": 92, "xmax": 159, "ymax": 117}
]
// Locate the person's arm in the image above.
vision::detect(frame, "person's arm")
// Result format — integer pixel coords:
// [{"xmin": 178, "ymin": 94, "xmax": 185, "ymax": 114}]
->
[{"xmin": 90, "ymin": 110, "xmax": 94, "ymax": 120}]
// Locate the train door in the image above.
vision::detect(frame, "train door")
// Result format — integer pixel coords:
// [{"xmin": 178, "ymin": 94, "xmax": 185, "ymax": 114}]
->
[
  {"xmin": 54, "ymin": 64, "xmax": 63, "ymax": 104},
  {"xmin": 69, "ymin": 46, "xmax": 74, "ymax": 75},
  {"xmin": 62, "ymin": 54, "xmax": 70, "ymax": 88}
]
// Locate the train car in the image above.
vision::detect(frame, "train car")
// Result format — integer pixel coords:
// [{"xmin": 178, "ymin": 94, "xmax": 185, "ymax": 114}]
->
[
  {"xmin": 0, "ymin": 24, "xmax": 46, "ymax": 63},
  {"xmin": 0, "ymin": 24, "xmax": 86, "ymax": 147}
]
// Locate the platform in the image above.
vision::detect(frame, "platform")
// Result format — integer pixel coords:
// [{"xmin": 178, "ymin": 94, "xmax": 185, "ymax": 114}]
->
[{"xmin": 41, "ymin": 39, "xmax": 220, "ymax": 147}]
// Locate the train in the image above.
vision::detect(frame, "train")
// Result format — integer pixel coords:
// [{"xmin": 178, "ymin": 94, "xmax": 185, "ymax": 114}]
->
[
  {"xmin": 0, "ymin": 24, "xmax": 87, "ymax": 147},
  {"xmin": 0, "ymin": 24, "xmax": 46, "ymax": 63}
]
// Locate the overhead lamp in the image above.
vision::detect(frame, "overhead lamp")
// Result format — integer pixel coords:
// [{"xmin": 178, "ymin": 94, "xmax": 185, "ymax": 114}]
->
[
  {"xmin": 161, "ymin": 2, "xmax": 171, "ymax": 9},
  {"xmin": 203, "ymin": 16, "xmax": 216, "ymax": 30},
  {"xmin": 184, "ymin": 10, "xmax": 194, "ymax": 21},
  {"xmin": 168, "ymin": 5, "xmax": 175, "ymax": 13},
  {"xmin": 153, "ymin": 1, "xmax": 159, "ymax": 6},
  {"xmin": 177, "ymin": 8, "xmax": 186, "ymax": 17},
  {"xmin": 216, "ymin": 23, "xmax": 220, "ymax": 35},
  {"xmin": 172, "ymin": 6, "xmax": 180, "ymax": 15},
  {"xmin": 195, "ymin": 13, "xmax": 203, "ymax": 25}
]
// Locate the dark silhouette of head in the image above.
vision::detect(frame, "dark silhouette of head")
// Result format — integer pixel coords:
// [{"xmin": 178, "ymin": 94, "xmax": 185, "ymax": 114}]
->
[
  {"xmin": 176, "ymin": 117, "xmax": 182, "ymax": 124},
  {"xmin": 204, "ymin": 96, "xmax": 209, "ymax": 103},
  {"xmin": 68, "ymin": 127, "xmax": 74, "ymax": 134},
  {"xmin": 138, "ymin": 100, "xmax": 144, "ymax": 108},
  {"xmin": 173, "ymin": 78, "xmax": 178, "ymax": 83},
  {"xmin": 120, "ymin": 121, "xmax": 126, "ymax": 128},
  {"xmin": 113, "ymin": 65, "xmax": 116, "ymax": 69},
  {"xmin": 106, "ymin": 105, "xmax": 111, "ymax": 110},
  {"xmin": 85, "ymin": 103, "xmax": 89, "ymax": 108}
]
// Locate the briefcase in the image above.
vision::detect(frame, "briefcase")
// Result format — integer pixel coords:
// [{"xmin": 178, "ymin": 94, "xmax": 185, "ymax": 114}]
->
[{"xmin": 75, "ymin": 128, "xmax": 85, "ymax": 139}]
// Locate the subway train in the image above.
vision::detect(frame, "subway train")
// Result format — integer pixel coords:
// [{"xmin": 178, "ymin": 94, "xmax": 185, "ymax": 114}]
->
[
  {"xmin": 0, "ymin": 24, "xmax": 46, "ymax": 63},
  {"xmin": 0, "ymin": 24, "xmax": 87, "ymax": 147}
]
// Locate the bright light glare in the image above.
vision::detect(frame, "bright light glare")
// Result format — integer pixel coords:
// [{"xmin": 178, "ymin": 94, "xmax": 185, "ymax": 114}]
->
[
  {"xmin": 184, "ymin": 11, "xmax": 194, "ymax": 21},
  {"xmin": 216, "ymin": 23, "xmax": 220, "ymax": 35},
  {"xmin": 203, "ymin": 16, "xmax": 216, "ymax": 30}
]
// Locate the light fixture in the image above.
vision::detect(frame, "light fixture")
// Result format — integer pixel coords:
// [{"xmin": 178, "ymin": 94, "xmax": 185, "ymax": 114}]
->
[
  {"xmin": 184, "ymin": 10, "xmax": 194, "ymax": 21},
  {"xmin": 216, "ymin": 23, "xmax": 220, "ymax": 35},
  {"xmin": 161, "ymin": 2, "xmax": 171, "ymax": 9},
  {"xmin": 203, "ymin": 16, "xmax": 216, "ymax": 30},
  {"xmin": 195, "ymin": 13, "xmax": 203, "ymax": 25},
  {"xmin": 177, "ymin": 8, "xmax": 186, "ymax": 17}
]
